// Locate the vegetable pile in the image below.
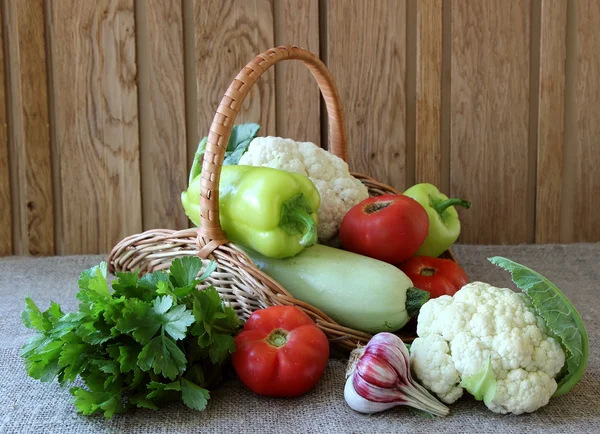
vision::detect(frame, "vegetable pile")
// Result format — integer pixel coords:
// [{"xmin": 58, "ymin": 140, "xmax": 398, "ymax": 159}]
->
[{"xmin": 21, "ymin": 123, "xmax": 589, "ymax": 421}]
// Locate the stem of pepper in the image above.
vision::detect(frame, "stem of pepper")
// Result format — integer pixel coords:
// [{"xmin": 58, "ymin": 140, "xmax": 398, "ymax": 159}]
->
[
  {"xmin": 280, "ymin": 193, "xmax": 318, "ymax": 247},
  {"xmin": 288, "ymin": 208, "xmax": 318, "ymax": 247},
  {"xmin": 432, "ymin": 198, "xmax": 471, "ymax": 215}
]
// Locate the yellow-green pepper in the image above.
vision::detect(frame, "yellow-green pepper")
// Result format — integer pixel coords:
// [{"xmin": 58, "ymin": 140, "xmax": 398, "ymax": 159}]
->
[
  {"xmin": 181, "ymin": 165, "xmax": 320, "ymax": 259},
  {"xmin": 403, "ymin": 183, "xmax": 471, "ymax": 258}
]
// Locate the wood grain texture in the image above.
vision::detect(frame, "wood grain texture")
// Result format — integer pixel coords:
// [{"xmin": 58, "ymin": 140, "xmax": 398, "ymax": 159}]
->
[
  {"xmin": 274, "ymin": 0, "xmax": 320, "ymax": 145},
  {"xmin": 326, "ymin": 0, "xmax": 407, "ymax": 189},
  {"xmin": 194, "ymin": 0, "xmax": 275, "ymax": 144},
  {"xmin": 49, "ymin": 0, "xmax": 141, "ymax": 254},
  {"xmin": 138, "ymin": 0, "xmax": 187, "ymax": 230},
  {"xmin": 450, "ymin": 0, "xmax": 532, "ymax": 244},
  {"xmin": 535, "ymin": 0, "xmax": 566, "ymax": 243},
  {"xmin": 5, "ymin": 0, "xmax": 54, "ymax": 255},
  {"xmin": 415, "ymin": 0, "xmax": 442, "ymax": 186},
  {"xmin": 562, "ymin": 0, "xmax": 600, "ymax": 242},
  {"xmin": 0, "ymin": 4, "xmax": 10, "ymax": 255}
]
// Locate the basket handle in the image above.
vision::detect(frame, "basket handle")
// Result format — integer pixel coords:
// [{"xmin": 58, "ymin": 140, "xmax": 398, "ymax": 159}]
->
[{"xmin": 197, "ymin": 45, "xmax": 348, "ymax": 258}]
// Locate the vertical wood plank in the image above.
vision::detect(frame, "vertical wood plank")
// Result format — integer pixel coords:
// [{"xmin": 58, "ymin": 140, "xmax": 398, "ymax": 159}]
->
[
  {"xmin": 327, "ymin": 0, "xmax": 407, "ymax": 189},
  {"xmin": 0, "ymin": 3, "xmax": 10, "ymax": 255},
  {"xmin": 49, "ymin": 0, "xmax": 141, "ymax": 254},
  {"xmin": 415, "ymin": 0, "xmax": 443, "ymax": 186},
  {"xmin": 535, "ymin": 0, "xmax": 566, "ymax": 243},
  {"xmin": 450, "ymin": 0, "xmax": 532, "ymax": 244},
  {"xmin": 274, "ymin": 0, "xmax": 320, "ymax": 145},
  {"xmin": 4, "ymin": 0, "xmax": 54, "ymax": 255},
  {"xmin": 137, "ymin": 0, "xmax": 187, "ymax": 230},
  {"xmin": 183, "ymin": 0, "xmax": 198, "ymax": 171},
  {"xmin": 194, "ymin": 0, "xmax": 275, "ymax": 143},
  {"xmin": 562, "ymin": 0, "xmax": 600, "ymax": 242}
]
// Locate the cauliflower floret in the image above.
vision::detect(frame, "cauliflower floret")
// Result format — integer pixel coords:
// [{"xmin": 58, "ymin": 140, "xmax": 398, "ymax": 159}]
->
[
  {"xmin": 238, "ymin": 136, "xmax": 369, "ymax": 242},
  {"xmin": 489, "ymin": 370, "xmax": 557, "ymax": 414},
  {"xmin": 410, "ymin": 281, "xmax": 566, "ymax": 415},
  {"xmin": 410, "ymin": 334, "xmax": 463, "ymax": 403}
]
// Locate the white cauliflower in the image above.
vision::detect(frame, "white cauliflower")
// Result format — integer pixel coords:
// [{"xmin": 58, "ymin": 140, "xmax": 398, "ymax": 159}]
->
[
  {"xmin": 238, "ymin": 136, "xmax": 369, "ymax": 242},
  {"xmin": 410, "ymin": 282, "xmax": 566, "ymax": 415}
]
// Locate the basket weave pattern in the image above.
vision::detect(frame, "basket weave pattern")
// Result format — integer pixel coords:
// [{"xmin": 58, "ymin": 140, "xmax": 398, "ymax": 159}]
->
[{"xmin": 108, "ymin": 45, "xmax": 453, "ymax": 350}]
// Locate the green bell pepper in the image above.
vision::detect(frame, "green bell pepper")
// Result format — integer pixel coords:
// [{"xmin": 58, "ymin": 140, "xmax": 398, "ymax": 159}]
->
[
  {"xmin": 181, "ymin": 165, "xmax": 320, "ymax": 259},
  {"xmin": 403, "ymin": 183, "xmax": 470, "ymax": 258}
]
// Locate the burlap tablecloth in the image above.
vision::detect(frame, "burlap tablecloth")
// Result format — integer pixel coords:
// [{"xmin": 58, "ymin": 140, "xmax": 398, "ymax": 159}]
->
[{"xmin": 1, "ymin": 244, "xmax": 598, "ymax": 433}]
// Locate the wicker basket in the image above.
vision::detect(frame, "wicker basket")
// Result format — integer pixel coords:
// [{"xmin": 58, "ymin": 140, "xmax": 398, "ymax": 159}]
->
[{"xmin": 108, "ymin": 45, "xmax": 456, "ymax": 351}]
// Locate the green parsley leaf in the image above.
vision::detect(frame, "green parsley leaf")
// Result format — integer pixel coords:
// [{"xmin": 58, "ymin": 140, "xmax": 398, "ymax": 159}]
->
[
  {"xmin": 191, "ymin": 287, "xmax": 239, "ymax": 363},
  {"xmin": 128, "ymin": 365, "xmax": 146, "ymax": 390},
  {"xmin": 115, "ymin": 344, "xmax": 140, "ymax": 373},
  {"xmin": 146, "ymin": 380, "xmax": 181, "ymax": 400},
  {"xmin": 153, "ymin": 295, "xmax": 174, "ymax": 315},
  {"xmin": 138, "ymin": 335, "xmax": 187, "ymax": 380},
  {"xmin": 70, "ymin": 387, "xmax": 123, "ymax": 419},
  {"xmin": 77, "ymin": 263, "xmax": 110, "ymax": 297},
  {"xmin": 163, "ymin": 304, "xmax": 195, "ymax": 340},
  {"xmin": 181, "ymin": 378, "xmax": 210, "ymax": 411},
  {"xmin": 198, "ymin": 260, "xmax": 218, "ymax": 282},
  {"xmin": 138, "ymin": 271, "xmax": 169, "ymax": 291},
  {"xmin": 115, "ymin": 299, "xmax": 161, "ymax": 344},
  {"xmin": 112, "ymin": 271, "xmax": 155, "ymax": 302},
  {"xmin": 111, "ymin": 271, "xmax": 138, "ymax": 294},
  {"xmin": 170, "ymin": 257, "xmax": 204, "ymax": 288},
  {"xmin": 208, "ymin": 333, "xmax": 236, "ymax": 365},
  {"xmin": 21, "ymin": 297, "xmax": 61, "ymax": 331},
  {"xmin": 21, "ymin": 297, "xmax": 46, "ymax": 330},
  {"xmin": 192, "ymin": 286, "xmax": 222, "ymax": 321},
  {"xmin": 23, "ymin": 339, "xmax": 62, "ymax": 382},
  {"xmin": 116, "ymin": 296, "xmax": 194, "ymax": 345},
  {"xmin": 129, "ymin": 395, "xmax": 158, "ymax": 410},
  {"xmin": 77, "ymin": 316, "xmax": 112, "ymax": 345},
  {"xmin": 59, "ymin": 342, "xmax": 92, "ymax": 383},
  {"xmin": 156, "ymin": 280, "xmax": 175, "ymax": 296}
]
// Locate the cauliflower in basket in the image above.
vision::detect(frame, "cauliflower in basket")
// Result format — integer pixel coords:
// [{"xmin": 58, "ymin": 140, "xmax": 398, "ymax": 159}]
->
[
  {"xmin": 409, "ymin": 282, "xmax": 566, "ymax": 415},
  {"xmin": 238, "ymin": 137, "xmax": 369, "ymax": 242}
]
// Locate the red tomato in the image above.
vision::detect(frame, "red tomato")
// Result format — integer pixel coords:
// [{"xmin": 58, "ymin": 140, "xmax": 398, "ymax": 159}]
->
[
  {"xmin": 232, "ymin": 305, "xmax": 330, "ymax": 397},
  {"xmin": 339, "ymin": 194, "xmax": 429, "ymax": 264},
  {"xmin": 397, "ymin": 256, "xmax": 469, "ymax": 298}
]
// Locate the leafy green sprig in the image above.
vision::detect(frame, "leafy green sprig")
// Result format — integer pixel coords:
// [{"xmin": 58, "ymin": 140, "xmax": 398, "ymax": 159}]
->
[{"xmin": 21, "ymin": 257, "xmax": 240, "ymax": 418}]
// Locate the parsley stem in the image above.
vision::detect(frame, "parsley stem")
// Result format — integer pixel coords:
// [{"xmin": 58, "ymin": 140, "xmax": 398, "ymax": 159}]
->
[{"xmin": 211, "ymin": 324, "xmax": 234, "ymax": 334}]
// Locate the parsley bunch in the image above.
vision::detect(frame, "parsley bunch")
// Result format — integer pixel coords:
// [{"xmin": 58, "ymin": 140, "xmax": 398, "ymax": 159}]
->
[{"xmin": 20, "ymin": 257, "xmax": 240, "ymax": 418}]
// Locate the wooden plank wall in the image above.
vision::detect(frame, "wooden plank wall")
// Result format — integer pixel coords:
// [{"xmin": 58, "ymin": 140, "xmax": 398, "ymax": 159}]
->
[{"xmin": 0, "ymin": 0, "xmax": 599, "ymax": 255}]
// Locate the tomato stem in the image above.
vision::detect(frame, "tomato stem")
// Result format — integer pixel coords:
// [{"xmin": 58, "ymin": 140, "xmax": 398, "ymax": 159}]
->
[
  {"xmin": 266, "ymin": 328, "xmax": 289, "ymax": 348},
  {"xmin": 364, "ymin": 201, "xmax": 392, "ymax": 214},
  {"xmin": 419, "ymin": 267, "xmax": 437, "ymax": 277}
]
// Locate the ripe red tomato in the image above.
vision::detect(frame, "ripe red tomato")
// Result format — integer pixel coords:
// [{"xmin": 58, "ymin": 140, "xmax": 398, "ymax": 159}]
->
[
  {"xmin": 339, "ymin": 194, "xmax": 429, "ymax": 264},
  {"xmin": 397, "ymin": 256, "xmax": 469, "ymax": 298},
  {"xmin": 232, "ymin": 305, "xmax": 330, "ymax": 397}
]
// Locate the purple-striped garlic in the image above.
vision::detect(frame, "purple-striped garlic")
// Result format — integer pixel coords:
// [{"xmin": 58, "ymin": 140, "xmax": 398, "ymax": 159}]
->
[{"xmin": 344, "ymin": 332, "xmax": 449, "ymax": 417}]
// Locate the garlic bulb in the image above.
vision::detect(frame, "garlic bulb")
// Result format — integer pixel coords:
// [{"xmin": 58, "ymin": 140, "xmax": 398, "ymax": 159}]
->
[{"xmin": 344, "ymin": 332, "xmax": 449, "ymax": 417}]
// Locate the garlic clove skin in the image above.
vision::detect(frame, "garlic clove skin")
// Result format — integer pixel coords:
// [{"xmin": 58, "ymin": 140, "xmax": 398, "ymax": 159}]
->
[
  {"xmin": 353, "ymin": 369, "xmax": 407, "ymax": 403},
  {"xmin": 356, "ymin": 353, "xmax": 398, "ymax": 388},
  {"xmin": 344, "ymin": 374, "xmax": 398, "ymax": 414},
  {"xmin": 364, "ymin": 334, "xmax": 411, "ymax": 380}
]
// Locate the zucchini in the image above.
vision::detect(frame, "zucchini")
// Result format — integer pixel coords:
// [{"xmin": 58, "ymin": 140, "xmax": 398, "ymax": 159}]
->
[{"xmin": 242, "ymin": 244, "xmax": 427, "ymax": 334}]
